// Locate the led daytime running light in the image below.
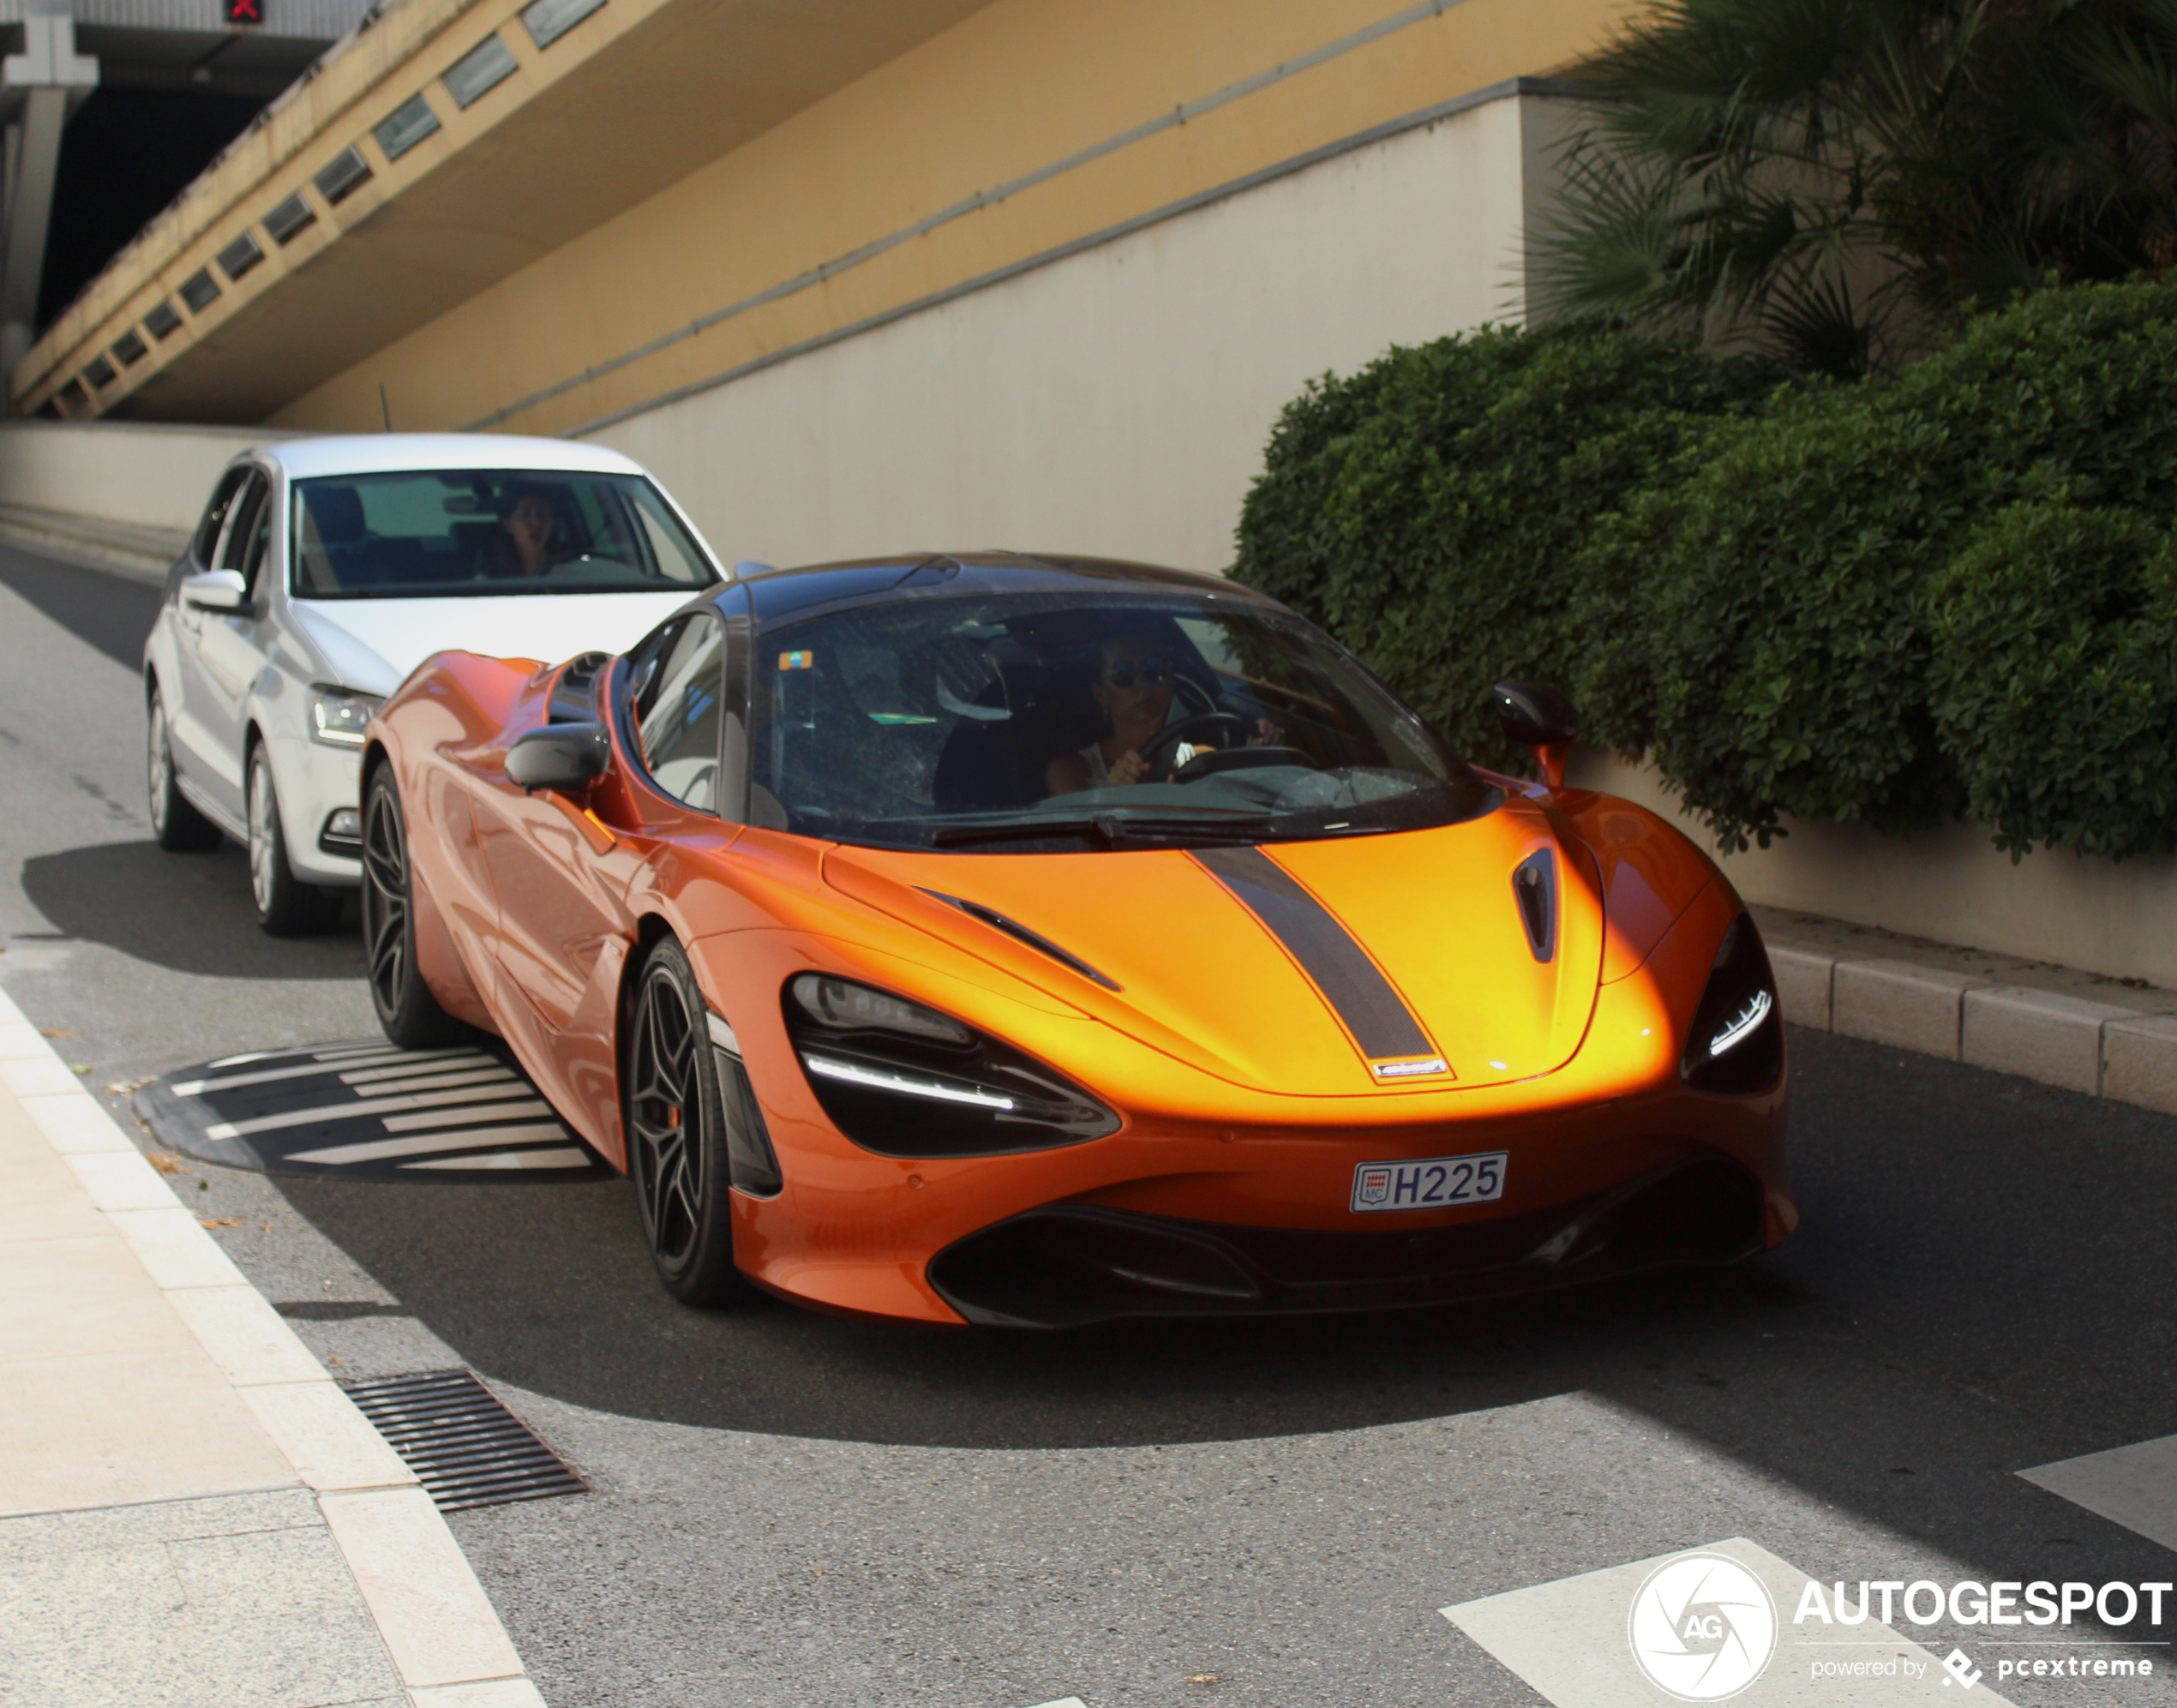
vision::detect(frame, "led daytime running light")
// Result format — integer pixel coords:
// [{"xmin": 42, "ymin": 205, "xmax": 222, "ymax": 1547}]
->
[
  {"xmin": 1708, "ymin": 988, "xmax": 1773, "ymax": 1058},
  {"xmin": 801, "ymin": 1052, "xmax": 1016, "ymax": 1111},
  {"xmin": 309, "ymin": 684, "xmax": 382, "ymax": 750}
]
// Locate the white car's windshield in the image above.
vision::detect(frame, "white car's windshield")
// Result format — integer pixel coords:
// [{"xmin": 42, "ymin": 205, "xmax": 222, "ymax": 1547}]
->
[
  {"xmin": 291, "ymin": 470, "xmax": 717, "ymax": 599},
  {"xmin": 748, "ymin": 590, "xmax": 1497, "ymax": 851}
]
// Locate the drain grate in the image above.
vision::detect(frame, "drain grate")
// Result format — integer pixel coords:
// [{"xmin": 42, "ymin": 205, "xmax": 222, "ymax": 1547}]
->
[{"xmin": 339, "ymin": 1369, "xmax": 586, "ymax": 1511}]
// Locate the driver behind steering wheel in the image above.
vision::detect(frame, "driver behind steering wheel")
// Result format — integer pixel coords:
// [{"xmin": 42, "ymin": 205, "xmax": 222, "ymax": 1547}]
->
[{"xmin": 1044, "ymin": 631, "xmax": 1279, "ymax": 797}]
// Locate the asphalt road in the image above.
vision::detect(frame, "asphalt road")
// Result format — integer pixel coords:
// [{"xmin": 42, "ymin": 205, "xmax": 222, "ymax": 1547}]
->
[{"xmin": 3, "ymin": 538, "xmax": 2172, "ymax": 1708}]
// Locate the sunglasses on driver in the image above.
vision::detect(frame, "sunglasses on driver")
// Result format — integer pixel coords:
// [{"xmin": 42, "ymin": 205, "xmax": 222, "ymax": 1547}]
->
[{"xmin": 1101, "ymin": 655, "xmax": 1174, "ymax": 689}]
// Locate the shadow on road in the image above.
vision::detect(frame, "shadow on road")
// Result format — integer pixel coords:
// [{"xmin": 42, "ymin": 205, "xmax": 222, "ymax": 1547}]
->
[
  {"xmin": 0, "ymin": 544, "xmax": 164, "ymax": 671},
  {"xmin": 263, "ymin": 1028, "xmax": 2176, "ymax": 1441},
  {"xmin": 249, "ymin": 1027, "xmax": 2177, "ymax": 1622},
  {"xmin": 20, "ymin": 840, "xmax": 362, "ymax": 979}
]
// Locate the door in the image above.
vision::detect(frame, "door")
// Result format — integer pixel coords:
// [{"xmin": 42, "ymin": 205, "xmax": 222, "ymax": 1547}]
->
[
  {"xmin": 165, "ymin": 466, "xmax": 254, "ymax": 808},
  {"xmin": 178, "ymin": 469, "xmax": 274, "ymax": 823},
  {"xmin": 474, "ymin": 610, "xmax": 730, "ymax": 1142}
]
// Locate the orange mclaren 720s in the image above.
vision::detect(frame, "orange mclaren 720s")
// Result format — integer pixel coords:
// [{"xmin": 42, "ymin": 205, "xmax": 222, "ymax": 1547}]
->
[{"xmin": 360, "ymin": 551, "xmax": 1792, "ymax": 1327}]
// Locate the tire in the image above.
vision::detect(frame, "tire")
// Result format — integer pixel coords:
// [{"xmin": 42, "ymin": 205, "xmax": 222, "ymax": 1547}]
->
[
  {"xmin": 624, "ymin": 937, "xmax": 753, "ymax": 1306},
  {"xmin": 147, "ymin": 689, "xmax": 220, "ymax": 852},
  {"xmin": 247, "ymin": 744, "xmax": 341, "ymax": 938},
  {"xmin": 359, "ymin": 765, "xmax": 468, "ymax": 1047}
]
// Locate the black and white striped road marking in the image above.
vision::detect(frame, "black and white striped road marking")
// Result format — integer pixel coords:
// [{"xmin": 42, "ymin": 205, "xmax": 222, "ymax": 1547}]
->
[{"xmin": 134, "ymin": 1039, "xmax": 613, "ymax": 1182}]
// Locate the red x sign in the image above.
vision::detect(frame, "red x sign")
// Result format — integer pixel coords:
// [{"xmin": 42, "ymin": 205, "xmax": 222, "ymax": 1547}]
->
[{"xmin": 225, "ymin": 0, "xmax": 262, "ymax": 23}]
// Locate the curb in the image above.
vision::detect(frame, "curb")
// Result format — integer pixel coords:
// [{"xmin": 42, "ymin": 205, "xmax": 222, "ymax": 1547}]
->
[
  {"xmin": 0, "ymin": 984, "xmax": 546, "ymax": 1708},
  {"xmin": 1769, "ymin": 942, "xmax": 2177, "ymax": 1115}
]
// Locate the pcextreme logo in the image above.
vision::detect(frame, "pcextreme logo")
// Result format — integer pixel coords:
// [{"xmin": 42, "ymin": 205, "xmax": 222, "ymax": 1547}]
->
[{"xmin": 1628, "ymin": 1552, "xmax": 1780, "ymax": 1701}]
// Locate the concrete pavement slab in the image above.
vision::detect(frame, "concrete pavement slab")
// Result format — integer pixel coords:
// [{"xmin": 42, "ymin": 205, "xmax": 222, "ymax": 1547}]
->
[
  {"xmin": 321, "ymin": 1487, "xmax": 529, "ymax": 1689},
  {"xmin": 0, "ymin": 974, "xmax": 544, "ymax": 1705}
]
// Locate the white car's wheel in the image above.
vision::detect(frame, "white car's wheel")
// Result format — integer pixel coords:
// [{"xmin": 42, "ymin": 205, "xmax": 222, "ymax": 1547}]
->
[
  {"xmin": 147, "ymin": 690, "xmax": 220, "ymax": 852},
  {"xmin": 247, "ymin": 746, "xmax": 340, "ymax": 937}
]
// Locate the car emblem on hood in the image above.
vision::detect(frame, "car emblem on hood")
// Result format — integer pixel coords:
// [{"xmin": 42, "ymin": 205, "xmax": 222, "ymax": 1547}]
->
[{"xmin": 1371, "ymin": 1057, "xmax": 1450, "ymax": 1080}]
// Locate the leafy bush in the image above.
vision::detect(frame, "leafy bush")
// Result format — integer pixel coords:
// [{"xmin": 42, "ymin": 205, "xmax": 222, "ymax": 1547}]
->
[
  {"xmin": 1233, "ymin": 325, "xmax": 1771, "ymax": 770},
  {"xmin": 1232, "ymin": 279, "xmax": 2177, "ymax": 860},
  {"xmin": 1595, "ymin": 279, "xmax": 2177, "ymax": 849},
  {"xmin": 1581, "ymin": 398, "xmax": 1973, "ymax": 847},
  {"xmin": 1928, "ymin": 504, "xmax": 2177, "ymax": 860}
]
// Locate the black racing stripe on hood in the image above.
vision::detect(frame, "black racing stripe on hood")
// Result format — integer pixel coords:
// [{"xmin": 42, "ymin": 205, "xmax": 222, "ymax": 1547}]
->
[{"xmin": 1191, "ymin": 845, "xmax": 1431, "ymax": 1060}]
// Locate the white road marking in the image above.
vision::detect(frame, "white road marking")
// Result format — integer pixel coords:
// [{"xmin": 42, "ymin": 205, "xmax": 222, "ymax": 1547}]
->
[
  {"xmin": 337, "ymin": 1053, "xmax": 498, "ymax": 1085},
  {"xmin": 401, "ymin": 1146, "xmax": 593, "ymax": 1171},
  {"xmin": 1442, "ymin": 1536, "xmax": 2015, "ymax": 1705},
  {"xmin": 205, "ymin": 1042, "xmax": 402, "ymax": 1069},
  {"xmin": 288, "ymin": 1124, "xmax": 573, "ymax": 1166},
  {"xmin": 335, "ymin": 1067, "xmax": 516, "ymax": 1097},
  {"xmin": 2021, "ymin": 1434, "xmax": 2177, "ymax": 1553},
  {"xmin": 204, "ymin": 1083, "xmax": 547, "ymax": 1140},
  {"xmin": 380, "ymin": 1099, "xmax": 556, "ymax": 1133},
  {"xmin": 176, "ymin": 1047, "xmax": 478, "ymax": 1097}
]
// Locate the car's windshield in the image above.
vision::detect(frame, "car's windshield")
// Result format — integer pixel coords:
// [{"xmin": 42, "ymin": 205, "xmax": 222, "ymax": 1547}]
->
[
  {"xmin": 748, "ymin": 589, "xmax": 1497, "ymax": 851},
  {"xmin": 290, "ymin": 470, "xmax": 717, "ymax": 599}
]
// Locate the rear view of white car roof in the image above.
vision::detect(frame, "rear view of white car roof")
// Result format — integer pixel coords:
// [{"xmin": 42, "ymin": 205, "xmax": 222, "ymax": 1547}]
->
[{"xmin": 255, "ymin": 433, "xmax": 646, "ymax": 481}]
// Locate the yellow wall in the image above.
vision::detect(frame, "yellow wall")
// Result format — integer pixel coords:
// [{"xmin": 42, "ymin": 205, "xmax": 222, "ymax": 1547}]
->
[{"xmin": 273, "ymin": 0, "xmax": 1631, "ymax": 436}]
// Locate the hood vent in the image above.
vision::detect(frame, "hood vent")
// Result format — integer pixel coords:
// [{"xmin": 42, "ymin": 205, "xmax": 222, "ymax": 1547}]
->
[
  {"xmin": 1513, "ymin": 849, "xmax": 1557, "ymax": 962},
  {"xmin": 921, "ymin": 889, "xmax": 1122, "ymax": 991}
]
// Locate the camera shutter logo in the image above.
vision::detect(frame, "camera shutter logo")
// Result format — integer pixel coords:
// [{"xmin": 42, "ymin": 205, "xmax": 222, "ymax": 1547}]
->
[{"xmin": 1627, "ymin": 1552, "xmax": 1778, "ymax": 1700}]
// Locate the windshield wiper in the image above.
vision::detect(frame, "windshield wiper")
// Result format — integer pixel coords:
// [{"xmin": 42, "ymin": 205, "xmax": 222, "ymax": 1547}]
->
[{"xmin": 930, "ymin": 812, "xmax": 1277, "ymax": 849}]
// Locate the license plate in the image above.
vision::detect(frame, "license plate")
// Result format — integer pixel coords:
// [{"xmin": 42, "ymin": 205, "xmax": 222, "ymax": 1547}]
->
[{"xmin": 1350, "ymin": 1151, "xmax": 1508, "ymax": 1214}]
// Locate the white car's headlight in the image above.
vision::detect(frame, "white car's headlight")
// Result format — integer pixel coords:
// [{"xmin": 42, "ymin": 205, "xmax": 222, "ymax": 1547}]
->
[{"xmin": 309, "ymin": 684, "xmax": 383, "ymax": 749}]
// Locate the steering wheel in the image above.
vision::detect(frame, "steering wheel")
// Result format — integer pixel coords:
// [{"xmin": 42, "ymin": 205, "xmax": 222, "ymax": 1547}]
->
[
  {"xmin": 1136, "ymin": 713, "xmax": 1258, "ymax": 780},
  {"xmin": 1172, "ymin": 744, "xmax": 1318, "ymax": 782}
]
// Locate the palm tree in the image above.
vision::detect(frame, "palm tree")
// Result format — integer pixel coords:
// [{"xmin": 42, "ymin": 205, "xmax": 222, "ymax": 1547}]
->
[{"xmin": 1527, "ymin": 0, "xmax": 2177, "ymax": 376}]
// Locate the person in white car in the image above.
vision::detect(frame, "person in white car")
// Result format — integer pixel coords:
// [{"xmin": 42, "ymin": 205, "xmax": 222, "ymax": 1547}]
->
[{"xmin": 146, "ymin": 434, "xmax": 726, "ymax": 936}]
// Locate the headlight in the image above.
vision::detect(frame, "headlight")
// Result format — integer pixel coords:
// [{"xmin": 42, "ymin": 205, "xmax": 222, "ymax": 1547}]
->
[
  {"xmin": 783, "ymin": 974, "xmax": 1118, "ymax": 1157},
  {"xmin": 1680, "ymin": 913, "xmax": 1784, "ymax": 1095},
  {"xmin": 309, "ymin": 684, "xmax": 384, "ymax": 749}
]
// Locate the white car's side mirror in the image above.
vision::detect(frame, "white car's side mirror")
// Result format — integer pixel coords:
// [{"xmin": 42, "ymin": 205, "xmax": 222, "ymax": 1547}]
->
[{"xmin": 182, "ymin": 568, "xmax": 249, "ymax": 612}]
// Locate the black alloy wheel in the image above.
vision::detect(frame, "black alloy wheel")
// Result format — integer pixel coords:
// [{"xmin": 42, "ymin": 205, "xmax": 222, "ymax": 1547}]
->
[
  {"xmin": 624, "ymin": 937, "xmax": 751, "ymax": 1306},
  {"xmin": 147, "ymin": 688, "xmax": 220, "ymax": 851},
  {"xmin": 360, "ymin": 766, "xmax": 467, "ymax": 1047}
]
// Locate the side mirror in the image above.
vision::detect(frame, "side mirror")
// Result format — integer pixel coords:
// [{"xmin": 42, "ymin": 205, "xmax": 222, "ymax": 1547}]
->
[
  {"xmin": 182, "ymin": 568, "xmax": 249, "ymax": 612},
  {"xmin": 507, "ymin": 722, "xmax": 611, "ymax": 793},
  {"xmin": 1490, "ymin": 680, "xmax": 1579, "ymax": 790}
]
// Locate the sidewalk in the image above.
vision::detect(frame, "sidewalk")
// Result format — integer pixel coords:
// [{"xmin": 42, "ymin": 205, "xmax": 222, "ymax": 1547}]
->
[{"xmin": 0, "ymin": 982, "xmax": 548, "ymax": 1708}]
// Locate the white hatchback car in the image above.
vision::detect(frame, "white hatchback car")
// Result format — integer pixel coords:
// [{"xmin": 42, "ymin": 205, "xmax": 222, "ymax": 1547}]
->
[{"xmin": 145, "ymin": 434, "xmax": 726, "ymax": 933}]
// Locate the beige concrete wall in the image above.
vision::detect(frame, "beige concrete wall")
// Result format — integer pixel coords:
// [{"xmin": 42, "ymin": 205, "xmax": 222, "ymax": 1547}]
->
[
  {"xmin": 590, "ymin": 87, "xmax": 1575, "ymax": 575},
  {"xmin": 265, "ymin": 0, "xmax": 1622, "ymax": 437},
  {"xmin": 1572, "ymin": 750, "xmax": 2177, "ymax": 991},
  {"xmin": 0, "ymin": 423, "xmax": 295, "ymax": 530}
]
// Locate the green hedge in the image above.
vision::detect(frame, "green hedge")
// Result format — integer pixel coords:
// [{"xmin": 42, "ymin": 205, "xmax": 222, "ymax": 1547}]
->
[
  {"xmin": 1233, "ymin": 325, "xmax": 1773, "ymax": 773},
  {"xmin": 1232, "ymin": 280, "xmax": 2177, "ymax": 859}
]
